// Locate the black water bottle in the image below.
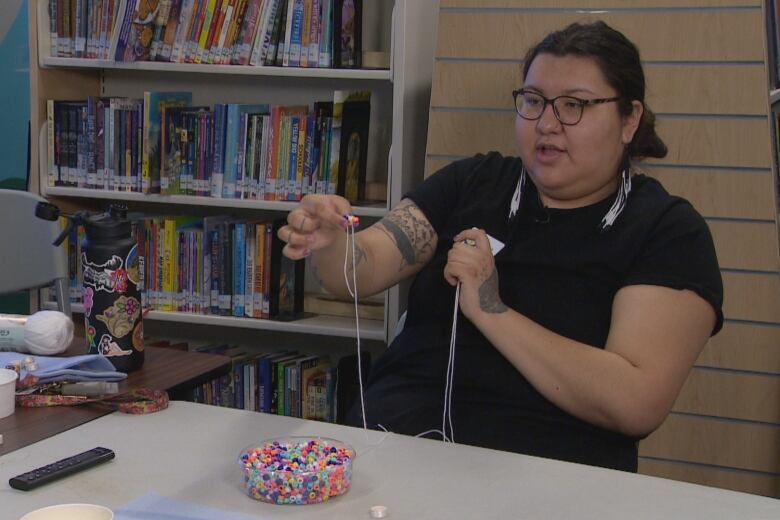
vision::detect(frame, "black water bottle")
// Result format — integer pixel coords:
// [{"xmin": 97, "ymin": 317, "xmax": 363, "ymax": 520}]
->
[{"xmin": 81, "ymin": 206, "xmax": 144, "ymax": 372}]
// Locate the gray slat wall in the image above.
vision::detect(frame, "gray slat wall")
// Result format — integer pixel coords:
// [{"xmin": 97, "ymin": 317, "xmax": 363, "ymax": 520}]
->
[{"xmin": 424, "ymin": 0, "xmax": 779, "ymax": 497}]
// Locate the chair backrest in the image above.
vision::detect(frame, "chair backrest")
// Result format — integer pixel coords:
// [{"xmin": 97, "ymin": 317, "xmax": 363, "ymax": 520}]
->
[{"xmin": 0, "ymin": 190, "xmax": 70, "ymax": 315}]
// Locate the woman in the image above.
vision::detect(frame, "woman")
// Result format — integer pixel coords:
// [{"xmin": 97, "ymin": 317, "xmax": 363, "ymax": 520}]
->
[{"xmin": 280, "ymin": 21, "xmax": 723, "ymax": 472}]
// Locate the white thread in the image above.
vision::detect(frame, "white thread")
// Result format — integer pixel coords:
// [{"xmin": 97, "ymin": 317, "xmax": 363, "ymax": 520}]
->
[
  {"xmin": 442, "ymin": 283, "xmax": 460, "ymax": 443},
  {"xmin": 414, "ymin": 429, "xmax": 450, "ymax": 442},
  {"xmin": 342, "ymin": 219, "xmax": 460, "ymax": 446},
  {"xmin": 344, "ymin": 222, "xmax": 368, "ymax": 431},
  {"xmin": 0, "ymin": 311, "xmax": 73, "ymax": 355}
]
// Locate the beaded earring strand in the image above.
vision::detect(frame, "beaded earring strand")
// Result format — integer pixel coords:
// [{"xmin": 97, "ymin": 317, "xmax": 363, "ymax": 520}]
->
[
  {"xmin": 342, "ymin": 214, "xmax": 368, "ymax": 431},
  {"xmin": 440, "ymin": 236, "xmax": 478, "ymax": 444},
  {"xmin": 341, "ymin": 212, "xmax": 459, "ymax": 445}
]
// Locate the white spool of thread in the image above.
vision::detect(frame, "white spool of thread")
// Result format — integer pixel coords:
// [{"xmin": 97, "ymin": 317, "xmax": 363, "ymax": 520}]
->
[{"xmin": 0, "ymin": 311, "xmax": 74, "ymax": 355}]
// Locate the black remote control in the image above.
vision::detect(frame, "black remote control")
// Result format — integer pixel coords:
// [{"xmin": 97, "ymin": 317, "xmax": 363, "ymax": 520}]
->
[{"xmin": 8, "ymin": 447, "xmax": 115, "ymax": 491}]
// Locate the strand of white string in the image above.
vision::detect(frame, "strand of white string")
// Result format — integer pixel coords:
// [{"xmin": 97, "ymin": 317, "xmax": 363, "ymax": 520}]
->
[
  {"xmin": 342, "ymin": 218, "xmax": 459, "ymax": 444},
  {"xmin": 441, "ymin": 282, "xmax": 459, "ymax": 443},
  {"xmin": 343, "ymin": 222, "xmax": 367, "ymax": 431}
]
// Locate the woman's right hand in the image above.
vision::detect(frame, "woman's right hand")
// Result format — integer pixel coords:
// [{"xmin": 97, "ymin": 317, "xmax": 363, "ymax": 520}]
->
[{"xmin": 279, "ymin": 194, "xmax": 354, "ymax": 260}]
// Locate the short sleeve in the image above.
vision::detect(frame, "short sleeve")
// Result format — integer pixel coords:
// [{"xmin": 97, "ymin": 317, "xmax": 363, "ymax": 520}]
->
[
  {"xmin": 623, "ymin": 201, "xmax": 724, "ymax": 335},
  {"xmin": 403, "ymin": 159, "xmax": 468, "ymax": 235}
]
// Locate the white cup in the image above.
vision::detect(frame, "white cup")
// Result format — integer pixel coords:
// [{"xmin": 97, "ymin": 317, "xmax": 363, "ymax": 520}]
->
[
  {"xmin": 0, "ymin": 367, "xmax": 18, "ymax": 419},
  {"xmin": 20, "ymin": 503, "xmax": 114, "ymax": 520}
]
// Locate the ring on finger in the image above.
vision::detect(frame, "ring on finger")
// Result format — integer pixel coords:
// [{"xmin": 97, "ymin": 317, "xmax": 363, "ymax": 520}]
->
[
  {"xmin": 287, "ymin": 229, "xmax": 294, "ymax": 243},
  {"xmin": 299, "ymin": 217, "xmax": 307, "ymax": 231}
]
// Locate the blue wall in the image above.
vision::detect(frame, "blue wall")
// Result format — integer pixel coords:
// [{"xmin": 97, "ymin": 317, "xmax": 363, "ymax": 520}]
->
[
  {"xmin": 0, "ymin": 0, "xmax": 30, "ymax": 311},
  {"xmin": 0, "ymin": 0, "xmax": 30, "ymax": 190}
]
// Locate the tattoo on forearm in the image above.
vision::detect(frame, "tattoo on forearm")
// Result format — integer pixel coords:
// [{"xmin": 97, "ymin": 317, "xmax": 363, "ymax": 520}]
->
[
  {"xmin": 479, "ymin": 271, "xmax": 507, "ymax": 313},
  {"xmin": 346, "ymin": 242, "xmax": 367, "ymax": 277},
  {"xmin": 377, "ymin": 200, "xmax": 435, "ymax": 271}
]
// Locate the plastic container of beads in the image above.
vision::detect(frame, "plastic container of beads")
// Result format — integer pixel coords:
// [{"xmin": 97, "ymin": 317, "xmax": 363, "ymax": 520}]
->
[{"xmin": 237, "ymin": 436, "xmax": 355, "ymax": 505}]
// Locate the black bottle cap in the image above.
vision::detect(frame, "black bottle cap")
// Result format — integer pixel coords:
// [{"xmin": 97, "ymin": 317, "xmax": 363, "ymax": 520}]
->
[{"xmin": 84, "ymin": 208, "xmax": 131, "ymax": 240}]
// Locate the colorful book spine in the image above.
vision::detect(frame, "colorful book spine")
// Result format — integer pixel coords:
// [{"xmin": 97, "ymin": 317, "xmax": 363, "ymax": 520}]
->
[
  {"xmin": 244, "ymin": 222, "xmax": 255, "ymax": 317},
  {"xmin": 169, "ymin": 0, "xmax": 195, "ymax": 62},
  {"xmin": 234, "ymin": 0, "xmax": 263, "ymax": 65},
  {"xmin": 149, "ymin": 0, "xmax": 173, "ymax": 60},
  {"xmin": 294, "ymin": 114, "xmax": 307, "ymax": 199},
  {"xmin": 252, "ymin": 222, "xmax": 266, "ymax": 318},
  {"xmin": 307, "ymin": 0, "xmax": 320, "ymax": 67},
  {"xmin": 287, "ymin": 0, "xmax": 304, "ymax": 67},
  {"xmin": 211, "ymin": 103, "xmax": 226, "ymax": 197},
  {"xmin": 286, "ymin": 115, "xmax": 300, "ymax": 200},
  {"xmin": 232, "ymin": 222, "xmax": 245, "ymax": 316},
  {"xmin": 318, "ymin": 0, "xmax": 332, "ymax": 67},
  {"xmin": 46, "ymin": 100, "xmax": 57, "ymax": 187}
]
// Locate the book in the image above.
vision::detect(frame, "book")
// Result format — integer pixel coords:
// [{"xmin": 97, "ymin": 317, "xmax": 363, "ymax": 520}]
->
[
  {"xmin": 332, "ymin": 0, "xmax": 360, "ymax": 68},
  {"xmin": 268, "ymin": 219, "xmax": 305, "ymax": 319},
  {"xmin": 112, "ymin": 0, "xmax": 160, "ymax": 61},
  {"xmin": 222, "ymin": 103, "xmax": 270, "ymax": 198},
  {"xmin": 328, "ymin": 91, "xmax": 346, "ymax": 194},
  {"xmin": 149, "ymin": 0, "xmax": 174, "ymax": 60},
  {"xmin": 318, "ymin": 0, "xmax": 333, "ymax": 67},
  {"xmin": 142, "ymin": 91, "xmax": 192, "ymax": 194},
  {"xmin": 337, "ymin": 90, "xmax": 370, "ymax": 202},
  {"xmin": 156, "ymin": 0, "xmax": 183, "ymax": 61},
  {"xmin": 301, "ymin": 356, "xmax": 331, "ymax": 420}
]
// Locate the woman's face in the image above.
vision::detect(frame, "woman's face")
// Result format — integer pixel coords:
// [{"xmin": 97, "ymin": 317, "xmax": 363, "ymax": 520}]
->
[{"xmin": 515, "ymin": 53, "xmax": 642, "ymax": 208}]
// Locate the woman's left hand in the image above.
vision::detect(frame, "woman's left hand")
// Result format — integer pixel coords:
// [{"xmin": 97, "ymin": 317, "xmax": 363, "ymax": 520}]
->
[{"xmin": 444, "ymin": 228, "xmax": 507, "ymax": 319}]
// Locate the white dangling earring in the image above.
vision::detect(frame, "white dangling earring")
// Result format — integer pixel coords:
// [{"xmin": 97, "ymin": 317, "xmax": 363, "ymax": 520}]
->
[
  {"xmin": 508, "ymin": 167, "xmax": 526, "ymax": 223},
  {"xmin": 600, "ymin": 162, "xmax": 632, "ymax": 232}
]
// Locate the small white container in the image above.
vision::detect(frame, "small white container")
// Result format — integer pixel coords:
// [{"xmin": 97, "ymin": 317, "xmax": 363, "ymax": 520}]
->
[
  {"xmin": 20, "ymin": 503, "xmax": 113, "ymax": 520},
  {"xmin": 0, "ymin": 367, "xmax": 18, "ymax": 419}
]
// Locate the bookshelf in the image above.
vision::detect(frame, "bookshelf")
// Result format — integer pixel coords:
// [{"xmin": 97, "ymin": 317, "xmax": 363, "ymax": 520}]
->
[
  {"xmin": 43, "ymin": 301, "xmax": 384, "ymax": 339},
  {"xmin": 28, "ymin": 0, "xmax": 439, "ymax": 343}
]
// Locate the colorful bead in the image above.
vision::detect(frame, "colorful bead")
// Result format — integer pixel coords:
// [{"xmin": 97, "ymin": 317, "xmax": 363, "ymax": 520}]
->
[{"xmin": 239, "ymin": 438, "xmax": 354, "ymax": 505}]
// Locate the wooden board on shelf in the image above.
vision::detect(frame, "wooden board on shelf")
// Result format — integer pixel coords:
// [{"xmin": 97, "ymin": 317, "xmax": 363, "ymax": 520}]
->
[{"xmin": 304, "ymin": 292, "xmax": 384, "ymax": 320}]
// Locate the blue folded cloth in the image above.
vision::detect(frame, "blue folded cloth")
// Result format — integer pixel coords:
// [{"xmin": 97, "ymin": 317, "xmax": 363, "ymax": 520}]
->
[
  {"xmin": 0, "ymin": 352, "xmax": 127, "ymax": 385},
  {"xmin": 116, "ymin": 493, "xmax": 261, "ymax": 520}
]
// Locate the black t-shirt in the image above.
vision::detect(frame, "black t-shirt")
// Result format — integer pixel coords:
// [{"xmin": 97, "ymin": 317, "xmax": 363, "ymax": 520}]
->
[{"xmin": 348, "ymin": 152, "xmax": 723, "ymax": 472}]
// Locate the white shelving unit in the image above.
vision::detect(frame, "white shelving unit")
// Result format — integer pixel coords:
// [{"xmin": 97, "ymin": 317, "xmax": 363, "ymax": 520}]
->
[
  {"xmin": 29, "ymin": 0, "xmax": 439, "ymax": 344},
  {"xmin": 43, "ymin": 301, "xmax": 384, "ymax": 340},
  {"xmin": 40, "ymin": 57, "xmax": 392, "ymax": 81},
  {"xmin": 42, "ymin": 186, "xmax": 388, "ymax": 218}
]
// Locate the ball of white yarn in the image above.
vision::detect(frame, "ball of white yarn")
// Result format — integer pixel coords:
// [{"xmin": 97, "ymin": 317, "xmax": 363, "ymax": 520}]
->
[{"xmin": 24, "ymin": 311, "xmax": 74, "ymax": 355}]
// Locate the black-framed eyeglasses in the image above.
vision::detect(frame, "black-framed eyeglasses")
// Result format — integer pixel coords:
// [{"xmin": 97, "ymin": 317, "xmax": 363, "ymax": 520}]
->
[{"xmin": 512, "ymin": 89, "xmax": 621, "ymax": 126}]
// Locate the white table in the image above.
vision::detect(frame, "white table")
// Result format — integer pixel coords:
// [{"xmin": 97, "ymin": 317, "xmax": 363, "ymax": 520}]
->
[{"xmin": 1, "ymin": 401, "xmax": 778, "ymax": 519}]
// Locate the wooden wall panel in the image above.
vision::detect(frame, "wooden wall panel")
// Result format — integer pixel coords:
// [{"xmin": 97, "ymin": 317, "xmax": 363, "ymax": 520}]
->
[
  {"xmin": 674, "ymin": 369, "xmax": 780, "ymax": 423},
  {"xmin": 722, "ymin": 273, "xmax": 780, "ymax": 323},
  {"xmin": 644, "ymin": 168, "xmax": 777, "ymax": 221},
  {"xmin": 698, "ymin": 322, "xmax": 780, "ymax": 373},
  {"xmin": 644, "ymin": 66, "xmax": 767, "ymax": 116},
  {"xmin": 638, "ymin": 459, "xmax": 780, "ymax": 498},
  {"xmin": 652, "ymin": 118, "xmax": 771, "ymax": 169},
  {"xmin": 707, "ymin": 221, "xmax": 779, "ymax": 272},
  {"xmin": 426, "ymin": 2, "xmax": 779, "ymax": 497},
  {"xmin": 639, "ymin": 415, "xmax": 779, "ymax": 473},
  {"xmin": 432, "ymin": 62, "xmax": 767, "ymax": 115},
  {"xmin": 436, "ymin": 11, "xmax": 764, "ymax": 61}
]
